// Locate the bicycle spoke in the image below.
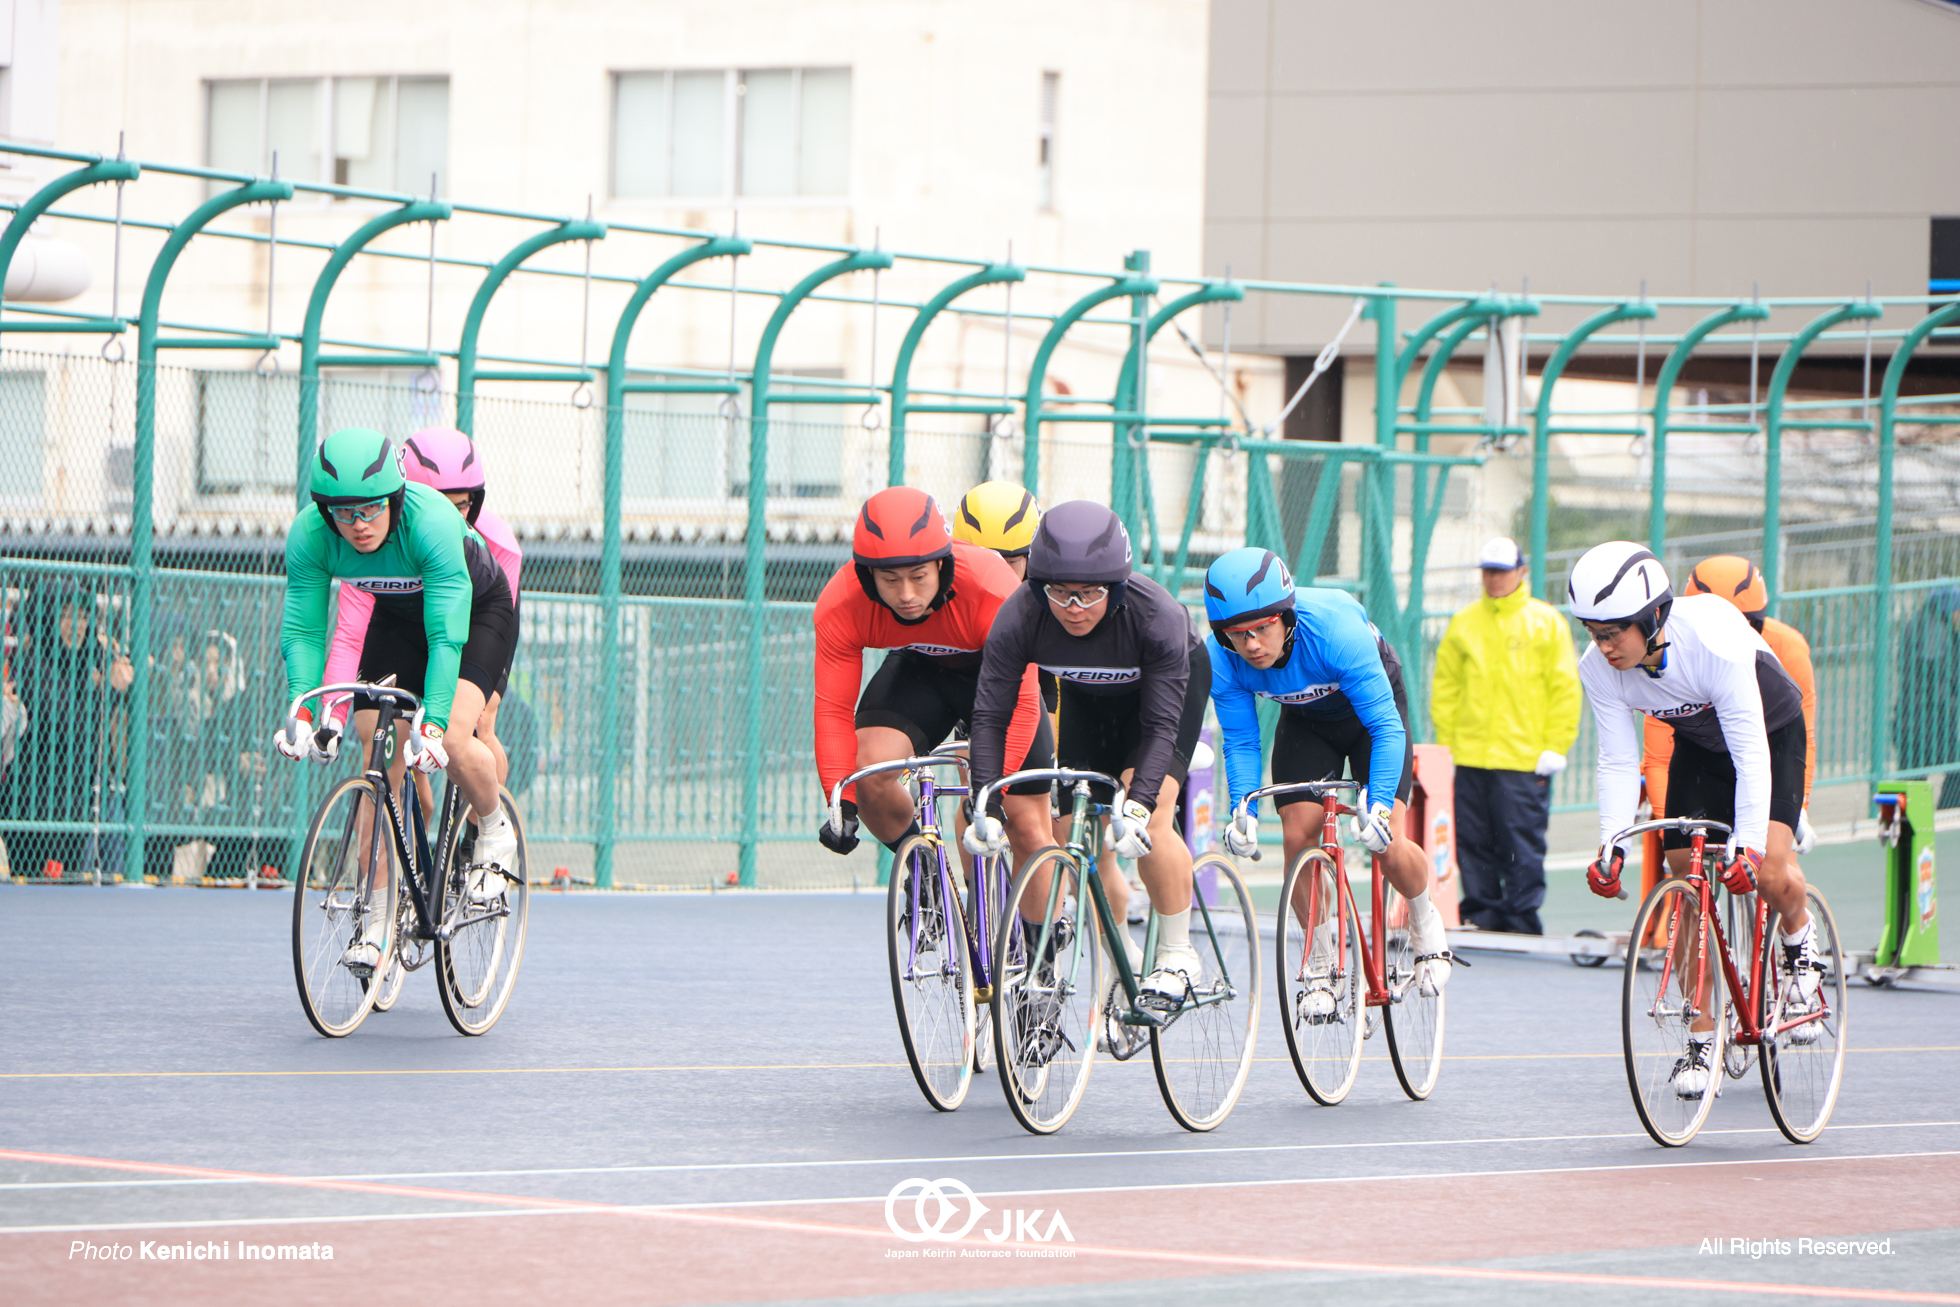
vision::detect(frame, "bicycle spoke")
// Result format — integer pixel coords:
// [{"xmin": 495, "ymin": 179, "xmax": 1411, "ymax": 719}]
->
[
  {"xmin": 888, "ymin": 836, "xmax": 974, "ymax": 1111},
  {"xmin": 1277, "ymin": 850, "xmax": 1363, "ymax": 1106},
  {"xmin": 1758, "ymin": 888, "xmax": 1847, "ymax": 1143},
  {"xmin": 1151, "ymin": 856, "xmax": 1260, "ymax": 1131},
  {"xmin": 1624, "ymin": 879, "xmax": 1725, "ymax": 1146}
]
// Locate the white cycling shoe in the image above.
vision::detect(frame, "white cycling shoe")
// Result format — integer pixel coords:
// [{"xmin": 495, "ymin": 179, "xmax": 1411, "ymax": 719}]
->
[
  {"xmin": 341, "ymin": 902, "xmax": 390, "ymax": 973},
  {"xmin": 469, "ymin": 810, "xmax": 517, "ymax": 903},
  {"xmin": 1670, "ymin": 1037, "xmax": 1719, "ymax": 1100},
  {"xmin": 1141, "ymin": 941, "xmax": 1203, "ymax": 1005},
  {"xmin": 1781, "ymin": 932, "xmax": 1827, "ymax": 1044},
  {"xmin": 1300, "ymin": 974, "xmax": 1339, "ymax": 1023},
  {"xmin": 1410, "ymin": 903, "xmax": 1452, "ymax": 997}
]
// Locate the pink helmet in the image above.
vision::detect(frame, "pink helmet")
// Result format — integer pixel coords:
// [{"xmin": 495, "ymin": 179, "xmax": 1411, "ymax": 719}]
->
[{"xmin": 401, "ymin": 427, "xmax": 486, "ymax": 524}]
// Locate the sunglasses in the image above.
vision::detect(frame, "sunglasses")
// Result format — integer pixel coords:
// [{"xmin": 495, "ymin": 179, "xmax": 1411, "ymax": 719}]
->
[
  {"xmin": 1044, "ymin": 584, "xmax": 1109, "ymax": 611},
  {"xmin": 328, "ymin": 500, "xmax": 389, "ymax": 526},
  {"xmin": 1224, "ymin": 615, "xmax": 1283, "ymax": 639},
  {"xmin": 1580, "ymin": 620, "xmax": 1632, "ymax": 645}
]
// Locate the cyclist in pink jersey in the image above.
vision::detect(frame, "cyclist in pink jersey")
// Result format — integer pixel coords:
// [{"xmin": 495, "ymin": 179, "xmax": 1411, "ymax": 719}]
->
[{"xmin": 322, "ymin": 428, "xmax": 522, "ymax": 790}]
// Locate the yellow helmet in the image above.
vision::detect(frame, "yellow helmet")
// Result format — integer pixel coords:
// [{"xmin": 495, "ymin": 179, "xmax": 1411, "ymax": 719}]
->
[{"xmin": 952, "ymin": 481, "xmax": 1041, "ymax": 557}]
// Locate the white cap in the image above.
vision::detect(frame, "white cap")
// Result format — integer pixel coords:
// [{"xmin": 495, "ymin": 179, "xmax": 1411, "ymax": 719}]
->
[{"xmin": 1478, "ymin": 536, "xmax": 1524, "ymax": 570}]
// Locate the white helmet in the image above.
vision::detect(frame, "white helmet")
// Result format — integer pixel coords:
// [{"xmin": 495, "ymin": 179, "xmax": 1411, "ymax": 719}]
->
[{"xmin": 1568, "ymin": 541, "xmax": 1672, "ymax": 643}]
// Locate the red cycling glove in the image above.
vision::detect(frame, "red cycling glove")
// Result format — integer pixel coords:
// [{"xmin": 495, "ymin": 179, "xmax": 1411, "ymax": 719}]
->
[
  {"xmin": 1719, "ymin": 846, "xmax": 1762, "ymax": 895},
  {"xmin": 1586, "ymin": 846, "xmax": 1626, "ymax": 899}
]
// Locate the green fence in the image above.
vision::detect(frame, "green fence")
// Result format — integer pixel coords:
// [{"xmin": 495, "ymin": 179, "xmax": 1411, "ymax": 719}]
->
[{"xmin": 1, "ymin": 141, "xmax": 1957, "ymax": 887}]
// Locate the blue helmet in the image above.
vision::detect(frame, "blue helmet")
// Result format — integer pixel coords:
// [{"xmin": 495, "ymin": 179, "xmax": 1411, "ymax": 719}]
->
[{"xmin": 1204, "ymin": 547, "xmax": 1296, "ymax": 637}]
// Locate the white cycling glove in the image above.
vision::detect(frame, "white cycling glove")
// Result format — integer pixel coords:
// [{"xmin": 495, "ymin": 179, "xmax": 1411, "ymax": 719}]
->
[
  {"xmin": 1355, "ymin": 801, "xmax": 1395, "ymax": 856},
  {"xmin": 307, "ymin": 719, "xmax": 342, "ymax": 765},
  {"xmin": 1534, "ymin": 750, "xmax": 1567, "ymax": 777},
  {"xmin": 1223, "ymin": 810, "xmax": 1259, "ymax": 860},
  {"xmin": 962, "ymin": 813, "xmax": 1007, "ymax": 859},
  {"xmin": 1794, "ymin": 807, "xmax": 1817, "ymax": 855},
  {"xmin": 405, "ymin": 721, "xmax": 448, "ymax": 774},
  {"xmin": 273, "ymin": 708, "xmax": 316, "ymax": 762},
  {"xmin": 1111, "ymin": 799, "xmax": 1154, "ymax": 860}
]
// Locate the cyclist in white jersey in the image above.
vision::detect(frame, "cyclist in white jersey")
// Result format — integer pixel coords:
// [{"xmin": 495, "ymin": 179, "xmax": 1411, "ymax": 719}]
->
[{"xmin": 1570, "ymin": 542, "xmax": 1825, "ymax": 1098}]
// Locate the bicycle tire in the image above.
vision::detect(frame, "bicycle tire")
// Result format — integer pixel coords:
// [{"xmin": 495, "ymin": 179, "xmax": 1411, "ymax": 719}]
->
[
  {"xmin": 292, "ymin": 777, "xmax": 397, "ymax": 1038},
  {"xmin": 1623, "ymin": 878, "xmax": 1726, "ymax": 1147},
  {"xmin": 887, "ymin": 835, "xmax": 975, "ymax": 1111},
  {"xmin": 991, "ymin": 845, "xmax": 1101, "ymax": 1135},
  {"xmin": 436, "ymin": 787, "xmax": 530, "ymax": 1036},
  {"xmin": 1277, "ymin": 849, "xmax": 1365, "ymax": 1106},
  {"xmin": 1150, "ymin": 854, "xmax": 1261, "ymax": 1132},
  {"xmin": 1382, "ymin": 877, "xmax": 1446, "ymax": 1102},
  {"xmin": 1757, "ymin": 887, "xmax": 1847, "ymax": 1144}
]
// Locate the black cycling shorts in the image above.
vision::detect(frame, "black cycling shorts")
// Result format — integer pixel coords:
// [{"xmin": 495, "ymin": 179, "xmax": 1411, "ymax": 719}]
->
[
  {"xmin": 1055, "ymin": 643, "xmax": 1211, "ymax": 806},
  {"xmin": 353, "ymin": 585, "xmax": 518, "ymax": 718},
  {"xmin": 1662, "ymin": 716, "xmax": 1805, "ymax": 850},
  {"xmin": 1269, "ymin": 648, "xmax": 1415, "ymax": 809},
  {"xmin": 854, "ymin": 651, "xmax": 1055, "ymax": 796}
]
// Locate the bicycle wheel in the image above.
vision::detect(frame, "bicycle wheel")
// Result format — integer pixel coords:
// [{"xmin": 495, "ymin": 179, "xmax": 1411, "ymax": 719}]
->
[
  {"xmin": 888, "ymin": 835, "xmax": 975, "ymax": 1111},
  {"xmin": 1758, "ymin": 888, "xmax": 1847, "ymax": 1144},
  {"xmin": 991, "ymin": 845, "xmax": 1101, "ymax": 1135},
  {"xmin": 291, "ymin": 777, "xmax": 397, "ymax": 1038},
  {"xmin": 437, "ymin": 787, "xmax": 530, "ymax": 1036},
  {"xmin": 1381, "ymin": 877, "xmax": 1446, "ymax": 1101},
  {"xmin": 1623, "ymin": 878, "xmax": 1727, "ymax": 1147},
  {"xmin": 1150, "ymin": 854, "xmax": 1261, "ymax": 1132},
  {"xmin": 1277, "ymin": 849, "xmax": 1364, "ymax": 1106},
  {"xmin": 968, "ymin": 852, "xmax": 1015, "ymax": 1075}
]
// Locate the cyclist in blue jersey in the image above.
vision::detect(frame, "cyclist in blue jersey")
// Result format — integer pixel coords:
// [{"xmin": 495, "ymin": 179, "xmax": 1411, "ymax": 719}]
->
[{"xmin": 1205, "ymin": 547, "xmax": 1453, "ymax": 997}]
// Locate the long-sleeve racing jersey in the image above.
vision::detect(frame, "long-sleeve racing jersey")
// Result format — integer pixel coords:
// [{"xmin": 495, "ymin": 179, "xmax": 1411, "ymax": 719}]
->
[
  {"xmin": 1642, "ymin": 613, "xmax": 1816, "ymax": 814},
  {"xmin": 1580, "ymin": 593, "xmax": 1804, "ymax": 852},
  {"xmin": 970, "ymin": 572, "xmax": 1200, "ymax": 812},
  {"xmin": 813, "ymin": 541, "xmax": 1043, "ymax": 804},
  {"xmin": 281, "ymin": 482, "xmax": 475, "ymax": 729},
  {"xmin": 1208, "ymin": 585, "xmax": 1406, "ymax": 813},
  {"xmin": 321, "ymin": 507, "xmax": 521, "ymax": 727}
]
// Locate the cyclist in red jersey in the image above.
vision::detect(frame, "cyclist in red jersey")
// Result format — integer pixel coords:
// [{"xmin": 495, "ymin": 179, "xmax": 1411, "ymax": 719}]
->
[{"xmin": 814, "ymin": 487, "xmax": 1053, "ymax": 869}]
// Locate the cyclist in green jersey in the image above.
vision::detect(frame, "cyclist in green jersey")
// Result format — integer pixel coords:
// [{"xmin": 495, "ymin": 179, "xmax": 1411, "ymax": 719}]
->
[{"xmin": 275, "ymin": 427, "xmax": 516, "ymax": 969}]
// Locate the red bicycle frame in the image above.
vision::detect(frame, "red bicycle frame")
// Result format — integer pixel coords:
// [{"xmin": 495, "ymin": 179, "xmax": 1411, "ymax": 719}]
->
[{"xmin": 1300, "ymin": 794, "xmax": 1393, "ymax": 1009}]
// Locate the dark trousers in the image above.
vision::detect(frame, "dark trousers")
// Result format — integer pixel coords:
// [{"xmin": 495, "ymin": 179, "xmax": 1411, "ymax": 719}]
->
[{"xmin": 1454, "ymin": 766, "xmax": 1551, "ymax": 935}]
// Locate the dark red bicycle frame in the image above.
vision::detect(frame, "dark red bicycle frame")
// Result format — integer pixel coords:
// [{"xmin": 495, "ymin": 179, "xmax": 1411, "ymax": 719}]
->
[
  {"xmin": 1646, "ymin": 831, "xmax": 1827, "ymax": 1047},
  {"xmin": 1298, "ymin": 792, "xmax": 1394, "ymax": 1009}
]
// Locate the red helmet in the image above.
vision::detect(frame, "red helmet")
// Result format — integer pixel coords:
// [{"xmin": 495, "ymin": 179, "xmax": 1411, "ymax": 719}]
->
[{"xmin": 852, "ymin": 487, "xmax": 955, "ymax": 617}]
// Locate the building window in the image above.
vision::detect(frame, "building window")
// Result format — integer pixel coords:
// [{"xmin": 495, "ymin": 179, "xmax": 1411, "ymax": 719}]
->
[
  {"xmin": 1038, "ymin": 72, "xmax": 1059, "ymax": 211},
  {"xmin": 612, "ymin": 68, "xmax": 850, "ymax": 201},
  {"xmin": 0, "ymin": 370, "xmax": 45, "ymax": 504},
  {"xmin": 205, "ymin": 77, "xmax": 449, "ymax": 195}
]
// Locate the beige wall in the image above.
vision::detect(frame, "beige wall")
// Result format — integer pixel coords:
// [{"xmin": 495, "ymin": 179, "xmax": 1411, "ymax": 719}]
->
[{"xmin": 1206, "ymin": 0, "xmax": 1960, "ymax": 351}]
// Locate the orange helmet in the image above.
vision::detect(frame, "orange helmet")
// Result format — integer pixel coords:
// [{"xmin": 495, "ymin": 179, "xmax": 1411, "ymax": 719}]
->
[
  {"xmin": 1685, "ymin": 555, "xmax": 1768, "ymax": 624},
  {"xmin": 852, "ymin": 487, "xmax": 955, "ymax": 616}
]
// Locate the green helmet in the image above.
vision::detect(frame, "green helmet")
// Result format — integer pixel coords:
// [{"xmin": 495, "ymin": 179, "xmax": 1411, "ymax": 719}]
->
[{"xmin": 310, "ymin": 427, "xmax": 406, "ymax": 533}]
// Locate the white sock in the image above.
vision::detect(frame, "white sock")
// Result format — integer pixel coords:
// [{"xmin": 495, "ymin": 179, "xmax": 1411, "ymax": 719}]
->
[
  {"xmin": 1689, "ymin": 1029, "xmax": 1716, "ymax": 1048},
  {"xmin": 1311, "ymin": 918, "xmax": 1336, "ymax": 961},
  {"xmin": 1781, "ymin": 920, "xmax": 1813, "ymax": 949},
  {"xmin": 479, "ymin": 809, "xmax": 507, "ymax": 835},
  {"xmin": 1158, "ymin": 908, "xmax": 1191, "ymax": 954}
]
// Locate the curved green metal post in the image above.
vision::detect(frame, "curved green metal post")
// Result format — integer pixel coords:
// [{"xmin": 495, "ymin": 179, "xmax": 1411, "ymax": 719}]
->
[
  {"xmin": 1396, "ymin": 297, "xmax": 1504, "ymax": 387},
  {"xmin": 741, "ymin": 248, "xmax": 892, "ymax": 886},
  {"xmin": 297, "ymin": 200, "xmax": 451, "ymax": 500},
  {"xmin": 887, "ymin": 262, "xmax": 1024, "ymax": 486},
  {"xmin": 1647, "ymin": 302, "xmax": 1769, "ymax": 554},
  {"xmin": 0, "ymin": 157, "xmax": 142, "ymax": 347},
  {"xmin": 1530, "ymin": 302, "xmax": 1657, "ymax": 599},
  {"xmin": 1109, "ymin": 279, "xmax": 1242, "ymax": 552},
  {"xmin": 1871, "ymin": 300, "xmax": 1960, "ymax": 785},
  {"xmin": 1362, "ymin": 288, "xmax": 1398, "ymax": 629},
  {"xmin": 455, "ymin": 219, "xmax": 607, "ymax": 435},
  {"xmin": 1019, "ymin": 274, "xmax": 1158, "ymax": 497},
  {"xmin": 127, "ymin": 178, "xmax": 293, "ymax": 883},
  {"xmin": 1760, "ymin": 301, "xmax": 1882, "ymax": 610},
  {"xmin": 593, "ymin": 235, "xmax": 750, "ymax": 888}
]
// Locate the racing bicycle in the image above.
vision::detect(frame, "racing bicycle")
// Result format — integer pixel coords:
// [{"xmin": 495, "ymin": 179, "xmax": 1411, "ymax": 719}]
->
[
  {"xmin": 1251, "ymin": 778, "xmax": 1446, "ymax": 1105},
  {"xmin": 971, "ymin": 768, "xmax": 1260, "ymax": 1135},
  {"xmin": 1616, "ymin": 816, "xmax": 1846, "ymax": 1147},
  {"xmin": 285, "ymin": 680, "xmax": 530, "ymax": 1038}
]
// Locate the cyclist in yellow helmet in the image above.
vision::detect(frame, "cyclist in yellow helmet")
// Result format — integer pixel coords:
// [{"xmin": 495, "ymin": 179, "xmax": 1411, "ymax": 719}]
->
[{"xmin": 952, "ymin": 481, "xmax": 1041, "ymax": 579}]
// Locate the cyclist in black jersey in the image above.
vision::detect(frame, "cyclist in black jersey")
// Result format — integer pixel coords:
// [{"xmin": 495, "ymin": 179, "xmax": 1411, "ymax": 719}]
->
[{"xmin": 966, "ymin": 501, "xmax": 1211, "ymax": 1003}]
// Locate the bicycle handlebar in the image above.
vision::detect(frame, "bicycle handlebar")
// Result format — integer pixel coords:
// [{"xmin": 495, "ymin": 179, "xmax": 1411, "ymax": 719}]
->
[
  {"xmin": 827, "ymin": 753, "xmax": 972, "ymax": 836},
  {"xmin": 1607, "ymin": 816, "xmax": 1735, "ymax": 851},
  {"xmin": 971, "ymin": 768, "xmax": 1129, "ymax": 834},
  {"xmin": 1233, "ymin": 778, "xmax": 1369, "ymax": 824},
  {"xmin": 283, "ymin": 681, "xmax": 426, "ymax": 752}
]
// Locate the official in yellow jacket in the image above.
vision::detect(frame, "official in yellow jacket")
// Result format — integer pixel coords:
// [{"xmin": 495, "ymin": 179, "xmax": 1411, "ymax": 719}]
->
[{"xmin": 1430, "ymin": 537, "xmax": 1582, "ymax": 934}]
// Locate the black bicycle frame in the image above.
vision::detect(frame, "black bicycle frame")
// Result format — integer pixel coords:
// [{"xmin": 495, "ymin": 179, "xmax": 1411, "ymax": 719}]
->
[{"xmin": 355, "ymin": 693, "xmax": 460, "ymax": 943}]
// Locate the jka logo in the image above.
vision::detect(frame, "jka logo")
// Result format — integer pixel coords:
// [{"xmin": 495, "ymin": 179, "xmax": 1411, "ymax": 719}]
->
[{"xmin": 884, "ymin": 1177, "xmax": 1074, "ymax": 1245}]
